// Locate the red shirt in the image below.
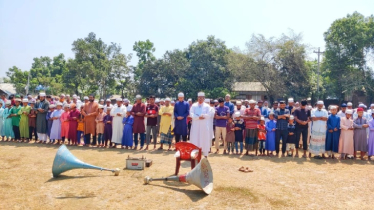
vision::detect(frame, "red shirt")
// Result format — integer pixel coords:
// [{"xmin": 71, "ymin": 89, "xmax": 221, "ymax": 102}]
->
[
  {"xmin": 257, "ymin": 124, "xmax": 266, "ymax": 140},
  {"xmin": 244, "ymin": 108, "xmax": 261, "ymax": 129}
]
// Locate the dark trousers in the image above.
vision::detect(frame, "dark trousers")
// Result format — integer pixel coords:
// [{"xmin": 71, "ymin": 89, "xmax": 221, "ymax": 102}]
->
[
  {"xmin": 134, "ymin": 133, "xmax": 145, "ymax": 147},
  {"xmin": 295, "ymin": 126, "xmax": 308, "ymax": 150},
  {"xmin": 175, "ymin": 135, "xmax": 187, "ymax": 143},
  {"xmin": 29, "ymin": 126, "xmax": 36, "ymax": 140},
  {"xmin": 84, "ymin": 134, "xmax": 96, "ymax": 145},
  {"xmin": 187, "ymin": 121, "xmax": 192, "ymax": 140},
  {"xmin": 77, "ymin": 131, "xmax": 84, "ymax": 144},
  {"xmin": 276, "ymin": 129, "xmax": 288, "ymax": 154},
  {"xmin": 13, "ymin": 126, "xmax": 20, "ymax": 140}
]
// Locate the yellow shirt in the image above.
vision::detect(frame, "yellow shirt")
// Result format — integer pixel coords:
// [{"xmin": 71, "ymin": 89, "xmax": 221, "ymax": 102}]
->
[{"xmin": 158, "ymin": 105, "xmax": 174, "ymax": 134}]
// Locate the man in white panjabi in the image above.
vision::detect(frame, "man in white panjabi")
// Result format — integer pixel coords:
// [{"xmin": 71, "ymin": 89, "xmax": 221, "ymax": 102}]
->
[
  {"xmin": 190, "ymin": 92, "xmax": 213, "ymax": 157},
  {"xmin": 110, "ymin": 98, "xmax": 127, "ymax": 147},
  {"xmin": 205, "ymin": 99, "xmax": 215, "ymax": 144}
]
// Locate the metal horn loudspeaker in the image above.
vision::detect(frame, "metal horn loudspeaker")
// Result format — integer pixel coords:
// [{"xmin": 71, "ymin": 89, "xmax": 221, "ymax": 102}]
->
[
  {"xmin": 52, "ymin": 145, "xmax": 120, "ymax": 177},
  {"xmin": 144, "ymin": 158, "xmax": 213, "ymax": 194}
]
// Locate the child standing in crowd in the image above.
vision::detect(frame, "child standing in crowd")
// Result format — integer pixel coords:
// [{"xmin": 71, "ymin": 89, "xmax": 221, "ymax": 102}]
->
[
  {"xmin": 3, "ymin": 101, "xmax": 14, "ymax": 141},
  {"xmin": 10, "ymin": 99, "xmax": 21, "ymax": 142},
  {"xmin": 76, "ymin": 106, "xmax": 85, "ymax": 145},
  {"xmin": 28, "ymin": 101, "xmax": 37, "ymax": 141},
  {"xmin": 46, "ymin": 105, "xmax": 55, "ymax": 142},
  {"xmin": 287, "ymin": 116, "xmax": 296, "ymax": 157},
  {"xmin": 61, "ymin": 104, "xmax": 70, "ymax": 144},
  {"xmin": 368, "ymin": 111, "xmax": 374, "ymax": 160},
  {"xmin": 50, "ymin": 103, "xmax": 63, "ymax": 144},
  {"xmin": 233, "ymin": 112, "xmax": 245, "ymax": 155},
  {"xmin": 226, "ymin": 117, "xmax": 235, "ymax": 154},
  {"xmin": 95, "ymin": 105, "xmax": 106, "ymax": 147},
  {"xmin": 265, "ymin": 112, "xmax": 276, "ymax": 156},
  {"xmin": 353, "ymin": 107, "xmax": 369, "ymax": 160},
  {"xmin": 19, "ymin": 99, "xmax": 31, "ymax": 142},
  {"xmin": 325, "ymin": 106, "xmax": 340, "ymax": 159},
  {"xmin": 257, "ymin": 116, "xmax": 267, "ymax": 156},
  {"xmin": 103, "ymin": 107, "xmax": 113, "ymax": 148},
  {"xmin": 122, "ymin": 108, "xmax": 134, "ymax": 149},
  {"xmin": 339, "ymin": 109, "xmax": 354, "ymax": 159}
]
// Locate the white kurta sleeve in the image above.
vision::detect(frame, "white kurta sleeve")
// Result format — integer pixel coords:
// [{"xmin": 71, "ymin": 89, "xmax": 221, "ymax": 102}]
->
[
  {"xmin": 110, "ymin": 107, "xmax": 116, "ymax": 117},
  {"xmin": 190, "ymin": 105, "xmax": 200, "ymax": 120}
]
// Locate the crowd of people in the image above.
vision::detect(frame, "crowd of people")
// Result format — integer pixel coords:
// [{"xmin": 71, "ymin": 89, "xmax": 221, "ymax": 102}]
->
[{"xmin": 1, "ymin": 91, "xmax": 374, "ymax": 161}]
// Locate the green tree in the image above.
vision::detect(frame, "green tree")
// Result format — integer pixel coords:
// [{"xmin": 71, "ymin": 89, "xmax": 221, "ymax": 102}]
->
[
  {"xmin": 5, "ymin": 66, "xmax": 28, "ymax": 94},
  {"xmin": 323, "ymin": 12, "xmax": 374, "ymax": 101},
  {"xmin": 133, "ymin": 39, "xmax": 156, "ymax": 81}
]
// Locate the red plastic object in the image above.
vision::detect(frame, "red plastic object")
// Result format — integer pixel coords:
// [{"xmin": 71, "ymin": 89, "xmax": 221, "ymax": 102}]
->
[{"xmin": 175, "ymin": 142, "xmax": 202, "ymax": 175}]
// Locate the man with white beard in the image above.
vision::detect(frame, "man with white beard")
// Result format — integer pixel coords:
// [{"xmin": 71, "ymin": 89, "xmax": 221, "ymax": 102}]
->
[
  {"xmin": 110, "ymin": 98, "xmax": 127, "ymax": 147},
  {"xmin": 190, "ymin": 92, "xmax": 214, "ymax": 157}
]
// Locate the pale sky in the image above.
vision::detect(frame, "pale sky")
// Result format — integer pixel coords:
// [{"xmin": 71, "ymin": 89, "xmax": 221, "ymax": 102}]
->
[{"xmin": 0, "ymin": 0, "xmax": 373, "ymax": 77}]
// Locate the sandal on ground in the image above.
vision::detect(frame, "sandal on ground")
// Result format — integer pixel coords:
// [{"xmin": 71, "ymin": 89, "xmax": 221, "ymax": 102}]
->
[{"xmin": 238, "ymin": 166, "xmax": 245, "ymax": 172}]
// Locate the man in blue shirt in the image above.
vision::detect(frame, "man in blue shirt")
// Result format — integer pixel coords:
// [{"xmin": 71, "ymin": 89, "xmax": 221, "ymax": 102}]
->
[
  {"xmin": 224, "ymin": 94, "xmax": 234, "ymax": 116},
  {"xmin": 257, "ymin": 100, "xmax": 269, "ymax": 119},
  {"xmin": 286, "ymin": 98, "xmax": 294, "ymax": 114},
  {"xmin": 214, "ymin": 97, "xmax": 230, "ymax": 154},
  {"xmin": 174, "ymin": 92, "xmax": 190, "ymax": 143},
  {"xmin": 274, "ymin": 101, "xmax": 290, "ymax": 157}
]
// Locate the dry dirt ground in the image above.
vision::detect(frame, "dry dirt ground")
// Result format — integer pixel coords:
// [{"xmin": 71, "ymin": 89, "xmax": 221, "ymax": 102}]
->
[{"xmin": 1, "ymin": 141, "xmax": 374, "ymax": 210}]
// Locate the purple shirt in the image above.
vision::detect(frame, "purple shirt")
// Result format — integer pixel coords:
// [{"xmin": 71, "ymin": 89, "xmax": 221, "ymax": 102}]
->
[{"xmin": 215, "ymin": 106, "xmax": 229, "ymax": 127}]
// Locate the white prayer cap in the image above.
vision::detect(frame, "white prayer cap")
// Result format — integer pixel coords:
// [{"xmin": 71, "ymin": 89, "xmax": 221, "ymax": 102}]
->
[
  {"xmin": 123, "ymin": 99, "xmax": 129, "ymax": 103},
  {"xmin": 5, "ymin": 101, "xmax": 11, "ymax": 105},
  {"xmin": 188, "ymin": 98, "xmax": 192, "ymax": 102},
  {"xmin": 178, "ymin": 92, "xmax": 184, "ymax": 97},
  {"xmin": 225, "ymin": 94, "xmax": 231, "ymax": 97},
  {"xmin": 214, "ymin": 99, "xmax": 218, "ymax": 103},
  {"xmin": 39, "ymin": 92, "xmax": 46, "ymax": 97},
  {"xmin": 260, "ymin": 116, "xmax": 265, "ymax": 121},
  {"xmin": 248, "ymin": 99, "xmax": 256, "ymax": 104},
  {"xmin": 359, "ymin": 104, "xmax": 365, "ymax": 108},
  {"xmin": 371, "ymin": 109, "xmax": 374, "ymax": 114},
  {"xmin": 49, "ymin": 104, "xmax": 56, "ymax": 108},
  {"xmin": 236, "ymin": 101, "xmax": 242, "ymax": 106},
  {"xmin": 56, "ymin": 102, "xmax": 63, "ymax": 107},
  {"xmin": 347, "ymin": 102, "xmax": 353, "ymax": 106},
  {"xmin": 244, "ymin": 99, "xmax": 249, "ymax": 102},
  {"xmin": 98, "ymin": 105, "xmax": 104, "ymax": 109},
  {"xmin": 165, "ymin": 98, "xmax": 171, "ymax": 102},
  {"xmin": 63, "ymin": 104, "xmax": 70, "ymax": 108},
  {"xmin": 116, "ymin": 98, "xmax": 122, "ymax": 102},
  {"xmin": 268, "ymin": 111, "xmax": 274, "ymax": 115},
  {"xmin": 234, "ymin": 111, "xmax": 241, "ymax": 118},
  {"xmin": 27, "ymin": 95, "xmax": 32, "ymax": 98},
  {"xmin": 73, "ymin": 95, "xmax": 77, "ymax": 99},
  {"xmin": 171, "ymin": 101, "xmax": 175, "ymax": 104},
  {"xmin": 288, "ymin": 98, "xmax": 294, "ymax": 102},
  {"xmin": 198, "ymin": 92, "xmax": 205, "ymax": 97},
  {"xmin": 289, "ymin": 115, "xmax": 294, "ymax": 120},
  {"xmin": 22, "ymin": 99, "xmax": 28, "ymax": 103},
  {"xmin": 330, "ymin": 105, "xmax": 337, "ymax": 110},
  {"xmin": 370, "ymin": 104, "xmax": 374, "ymax": 108},
  {"xmin": 84, "ymin": 96, "xmax": 89, "ymax": 100},
  {"xmin": 73, "ymin": 94, "xmax": 77, "ymax": 97},
  {"xmin": 204, "ymin": 99, "xmax": 210, "ymax": 103},
  {"xmin": 317, "ymin": 100, "xmax": 324, "ymax": 105},
  {"xmin": 15, "ymin": 98, "xmax": 22, "ymax": 102},
  {"xmin": 106, "ymin": 99, "xmax": 111, "ymax": 102},
  {"xmin": 66, "ymin": 94, "xmax": 70, "ymax": 97},
  {"xmin": 135, "ymin": 95, "xmax": 142, "ymax": 99},
  {"xmin": 60, "ymin": 94, "xmax": 65, "ymax": 97},
  {"xmin": 155, "ymin": 99, "xmax": 160, "ymax": 103},
  {"xmin": 100, "ymin": 99, "xmax": 104, "ymax": 102},
  {"xmin": 346, "ymin": 109, "xmax": 353, "ymax": 114},
  {"xmin": 160, "ymin": 99, "xmax": 164, "ymax": 102},
  {"xmin": 106, "ymin": 107, "xmax": 112, "ymax": 111}
]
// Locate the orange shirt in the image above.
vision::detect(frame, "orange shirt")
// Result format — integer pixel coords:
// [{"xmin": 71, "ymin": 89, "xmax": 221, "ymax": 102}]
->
[{"xmin": 257, "ymin": 124, "xmax": 266, "ymax": 140}]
